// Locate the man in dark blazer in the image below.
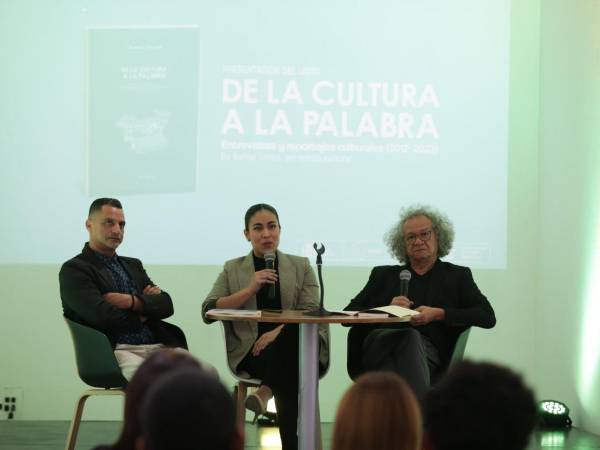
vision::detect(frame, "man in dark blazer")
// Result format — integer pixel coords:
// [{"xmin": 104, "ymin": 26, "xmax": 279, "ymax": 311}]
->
[
  {"xmin": 60, "ymin": 198, "xmax": 187, "ymax": 379},
  {"xmin": 344, "ymin": 205, "xmax": 496, "ymax": 401}
]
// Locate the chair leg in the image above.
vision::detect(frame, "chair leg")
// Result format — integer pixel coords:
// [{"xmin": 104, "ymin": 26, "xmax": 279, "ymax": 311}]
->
[
  {"xmin": 236, "ymin": 382, "xmax": 248, "ymax": 425},
  {"xmin": 317, "ymin": 398, "xmax": 323, "ymax": 450},
  {"xmin": 65, "ymin": 389, "xmax": 125, "ymax": 450},
  {"xmin": 65, "ymin": 392, "xmax": 91, "ymax": 450}
]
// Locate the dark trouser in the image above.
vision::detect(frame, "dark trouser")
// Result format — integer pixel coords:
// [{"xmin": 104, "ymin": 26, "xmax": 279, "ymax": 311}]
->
[
  {"xmin": 362, "ymin": 328, "xmax": 440, "ymax": 403},
  {"xmin": 238, "ymin": 325, "xmax": 300, "ymax": 450}
]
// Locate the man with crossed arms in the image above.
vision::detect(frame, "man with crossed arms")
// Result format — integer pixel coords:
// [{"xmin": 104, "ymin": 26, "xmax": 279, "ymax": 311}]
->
[{"xmin": 60, "ymin": 198, "xmax": 188, "ymax": 380}]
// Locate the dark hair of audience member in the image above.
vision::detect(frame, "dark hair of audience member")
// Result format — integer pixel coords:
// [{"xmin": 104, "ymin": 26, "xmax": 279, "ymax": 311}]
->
[
  {"xmin": 424, "ymin": 360, "xmax": 537, "ymax": 450},
  {"xmin": 139, "ymin": 368, "xmax": 240, "ymax": 450},
  {"xmin": 332, "ymin": 371, "xmax": 422, "ymax": 450},
  {"xmin": 107, "ymin": 349, "xmax": 201, "ymax": 450}
]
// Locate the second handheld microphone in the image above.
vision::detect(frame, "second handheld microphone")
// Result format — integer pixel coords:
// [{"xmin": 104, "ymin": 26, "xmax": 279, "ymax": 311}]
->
[
  {"xmin": 399, "ymin": 269, "xmax": 411, "ymax": 297},
  {"xmin": 264, "ymin": 252, "xmax": 276, "ymax": 300}
]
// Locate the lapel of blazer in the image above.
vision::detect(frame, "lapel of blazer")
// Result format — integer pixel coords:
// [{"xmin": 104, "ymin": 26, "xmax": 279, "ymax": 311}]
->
[
  {"xmin": 118, "ymin": 257, "xmax": 141, "ymax": 292},
  {"xmin": 277, "ymin": 250, "xmax": 296, "ymax": 309},
  {"xmin": 239, "ymin": 252, "xmax": 257, "ymax": 310},
  {"xmin": 81, "ymin": 244, "xmax": 119, "ymax": 291}
]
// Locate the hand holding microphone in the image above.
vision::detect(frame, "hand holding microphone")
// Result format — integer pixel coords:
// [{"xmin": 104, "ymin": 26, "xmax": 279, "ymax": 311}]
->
[{"xmin": 248, "ymin": 253, "xmax": 278, "ymax": 295}]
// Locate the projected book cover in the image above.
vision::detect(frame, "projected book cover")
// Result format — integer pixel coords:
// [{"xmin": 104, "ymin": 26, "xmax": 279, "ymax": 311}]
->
[{"xmin": 86, "ymin": 26, "xmax": 199, "ymax": 195}]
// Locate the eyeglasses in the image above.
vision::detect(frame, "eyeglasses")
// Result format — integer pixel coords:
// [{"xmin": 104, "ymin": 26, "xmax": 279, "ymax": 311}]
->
[{"xmin": 405, "ymin": 229, "xmax": 433, "ymax": 244}]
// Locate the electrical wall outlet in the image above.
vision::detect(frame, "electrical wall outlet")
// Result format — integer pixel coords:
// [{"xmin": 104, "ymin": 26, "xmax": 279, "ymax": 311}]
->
[{"xmin": 0, "ymin": 387, "xmax": 23, "ymax": 420}]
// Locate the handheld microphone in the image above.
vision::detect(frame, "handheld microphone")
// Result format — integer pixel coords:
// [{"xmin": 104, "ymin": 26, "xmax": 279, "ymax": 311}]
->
[
  {"xmin": 264, "ymin": 252, "xmax": 276, "ymax": 300},
  {"xmin": 399, "ymin": 269, "xmax": 411, "ymax": 297}
]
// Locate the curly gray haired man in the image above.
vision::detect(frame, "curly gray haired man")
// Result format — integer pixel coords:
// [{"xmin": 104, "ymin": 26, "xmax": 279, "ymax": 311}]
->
[
  {"xmin": 344, "ymin": 205, "xmax": 496, "ymax": 402},
  {"xmin": 385, "ymin": 205, "xmax": 455, "ymax": 263}
]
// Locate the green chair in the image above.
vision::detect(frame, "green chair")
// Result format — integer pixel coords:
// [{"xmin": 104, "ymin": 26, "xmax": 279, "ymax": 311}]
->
[
  {"xmin": 64, "ymin": 317, "xmax": 127, "ymax": 450},
  {"xmin": 448, "ymin": 327, "xmax": 471, "ymax": 368}
]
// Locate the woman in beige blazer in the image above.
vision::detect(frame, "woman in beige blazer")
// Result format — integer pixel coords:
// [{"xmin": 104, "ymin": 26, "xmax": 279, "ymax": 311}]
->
[{"xmin": 202, "ymin": 203, "xmax": 328, "ymax": 450}]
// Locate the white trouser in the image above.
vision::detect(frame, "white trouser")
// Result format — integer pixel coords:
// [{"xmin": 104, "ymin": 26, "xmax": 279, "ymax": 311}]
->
[
  {"xmin": 114, "ymin": 343, "xmax": 166, "ymax": 380},
  {"xmin": 114, "ymin": 344, "xmax": 219, "ymax": 381}
]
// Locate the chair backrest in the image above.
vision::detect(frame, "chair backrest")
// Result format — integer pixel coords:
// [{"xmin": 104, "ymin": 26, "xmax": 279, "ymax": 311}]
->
[
  {"xmin": 161, "ymin": 321, "xmax": 189, "ymax": 350},
  {"xmin": 64, "ymin": 317, "xmax": 128, "ymax": 389},
  {"xmin": 448, "ymin": 327, "xmax": 471, "ymax": 368},
  {"xmin": 219, "ymin": 322, "xmax": 261, "ymax": 384}
]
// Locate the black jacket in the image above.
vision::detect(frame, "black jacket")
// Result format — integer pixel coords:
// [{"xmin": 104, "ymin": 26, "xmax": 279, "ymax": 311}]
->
[
  {"xmin": 344, "ymin": 260, "xmax": 496, "ymax": 379},
  {"xmin": 59, "ymin": 243, "xmax": 186, "ymax": 349}
]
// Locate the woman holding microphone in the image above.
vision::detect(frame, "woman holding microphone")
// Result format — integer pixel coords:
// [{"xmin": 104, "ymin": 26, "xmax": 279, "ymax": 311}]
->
[{"xmin": 202, "ymin": 203, "xmax": 329, "ymax": 450}]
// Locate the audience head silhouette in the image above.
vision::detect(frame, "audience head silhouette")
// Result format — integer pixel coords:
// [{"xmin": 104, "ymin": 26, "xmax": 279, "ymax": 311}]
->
[
  {"xmin": 109, "ymin": 348, "xmax": 202, "ymax": 450},
  {"xmin": 138, "ymin": 367, "xmax": 242, "ymax": 450},
  {"xmin": 424, "ymin": 360, "xmax": 537, "ymax": 450},
  {"xmin": 332, "ymin": 371, "xmax": 422, "ymax": 450}
]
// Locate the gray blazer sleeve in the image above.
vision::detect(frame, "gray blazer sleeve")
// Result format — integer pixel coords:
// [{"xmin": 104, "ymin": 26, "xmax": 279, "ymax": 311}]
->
[
  {"xmin": 202, "ymin": 265, "xmax": 232, "ymax": 324},
  {"xmin": 296, "ymin": 257, "xmax": 320, "ymax": 311}
]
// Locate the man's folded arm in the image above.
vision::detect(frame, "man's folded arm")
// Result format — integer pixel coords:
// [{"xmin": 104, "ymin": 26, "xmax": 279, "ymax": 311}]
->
[
  {"xmin": 59, "ymin": 262, "xmax": 143, "ymax": 334},
  {"xmin": 136, "ymin": 289, "xmax": 174, "ymax": 319},
  {"xmin": 129, "ymin": 260, "xmax": 174, "ymax": 319}
]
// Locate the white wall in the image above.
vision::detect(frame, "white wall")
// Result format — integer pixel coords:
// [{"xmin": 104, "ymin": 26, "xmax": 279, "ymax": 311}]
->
[{"xmin": 536, "ymin": 0, "xmax": 600, "ymax": 435}]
